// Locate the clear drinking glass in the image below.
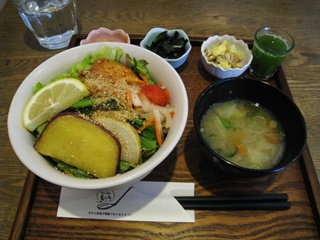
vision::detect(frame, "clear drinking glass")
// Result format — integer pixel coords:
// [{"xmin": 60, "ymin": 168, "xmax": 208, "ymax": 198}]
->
[
  {"xmin": 249, "ymin": 26, "xmax": 294, "ymax": 80},
  {"xmin": 13, "ymin": 0, "xmax": 78, "ymax": 50}
]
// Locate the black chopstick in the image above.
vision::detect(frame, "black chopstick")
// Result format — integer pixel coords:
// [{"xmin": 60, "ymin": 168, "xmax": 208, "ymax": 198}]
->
[
  {"xmin": 175, "ymin": 194, "xmax": 290, "ymax": 210},
  {"xmin": 178, "ymin": 201, "xmax": 291, "ymax": 210},
  {"xmin": 175, "ymin": 193, "xmax": 288, "ymax": 203}
]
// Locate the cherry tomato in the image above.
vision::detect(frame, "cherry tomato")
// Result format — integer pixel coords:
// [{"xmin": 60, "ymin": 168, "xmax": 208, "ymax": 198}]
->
[{"xmin": 140, "ymin": 84, "xmax": 168, "ymax": 106}]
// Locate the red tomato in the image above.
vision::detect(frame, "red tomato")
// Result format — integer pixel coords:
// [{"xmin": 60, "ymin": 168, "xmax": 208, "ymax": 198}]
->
[{"xmin": 140, "ymin": 84, "xmax": 168, "ymax": 106}]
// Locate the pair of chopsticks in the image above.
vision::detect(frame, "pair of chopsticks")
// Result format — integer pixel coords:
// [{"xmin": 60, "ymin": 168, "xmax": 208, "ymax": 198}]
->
[{"xmin": 175, "ymin": 193, "xmax": 291, "ymax": 210}]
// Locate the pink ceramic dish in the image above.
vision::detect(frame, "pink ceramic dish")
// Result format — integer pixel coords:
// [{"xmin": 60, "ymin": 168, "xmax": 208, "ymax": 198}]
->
[{"xmin": 80, "ymin": 28, "xmax": 130, "ymax": 45}]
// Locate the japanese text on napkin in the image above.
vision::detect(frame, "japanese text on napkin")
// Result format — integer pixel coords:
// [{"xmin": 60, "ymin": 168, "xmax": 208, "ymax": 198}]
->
[{"xmin": 58, "ymin": 181, "xmax": 195, "ymax": 222}]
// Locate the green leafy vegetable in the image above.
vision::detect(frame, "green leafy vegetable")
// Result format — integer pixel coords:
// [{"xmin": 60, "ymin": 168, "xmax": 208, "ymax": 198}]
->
[
  {"xmin": 34, "ymin": 122, "xmax": 47, "ymax": 139},
  {"xmin": 146, "ymin": 31, "xmax": 188, "ymax": 59},
  {"xmin": 125, "ymin": 54, "xmax": 154, "ymax": 84},
  {"xmin": 34, "ymin": 82, "xmax": 45, "ymax": 93},
  {"xmin": 140, "ymin": 135, "xmax": 158, "ymax": 150},
  {"xmin": 119, "ymin": 160, "xmax": 138, "ymax": 173},
  {"xmin": 96, "ymin": 99, "xmax": 122, "ymax": 111},
  {"xmin": 72, "ymin": 98, "xmax": 94, "ymax": 109},
  {"xmin": 33, "ymin": 46, "xmax": 124, "ymax": 91},
  {"xmin": 219, "ymin": 118, "xmax": 233, "ymax": 129},
  {"xmin": 57, "ymin": 161, "xmax": 96, "ymax": 179},
  {"xmin": 47, "ymin": 157, "xmax": 96, "ymax": 179},
  {"xmin": 129, "ymin": 118, "xmax": 159, "ymax": 161},
  {"xmin": 129, "ymin": 118, "xmax": 144, "ymax": 128},
  {"xmin": 52, "ymin": 46, "xmax": 124, "ymax": 81}
]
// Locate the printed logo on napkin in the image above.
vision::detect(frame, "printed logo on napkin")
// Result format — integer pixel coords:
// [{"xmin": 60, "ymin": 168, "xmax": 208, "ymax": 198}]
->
[
  {"xmin": 96, "ymin": 187, "xmax": 132, "ymax": 211},
  {"xmin": 57, "ymin": 181, "xmax": 195, "ymax": 222}
]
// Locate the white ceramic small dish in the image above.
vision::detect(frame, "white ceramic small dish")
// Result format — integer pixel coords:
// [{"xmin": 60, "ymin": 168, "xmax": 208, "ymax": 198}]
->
[
  {"xmin": 80, "ymin": 27, "xmax": 130, "ymax": 45},
  {"xmin": 201, "ymin": 35, "xmax": 253, "ymax": 79},
  {"xmin": 140, "ymin": 27, "xmax": 192, "ymax": 69},
  {"xmin": 8, "ymin": 42, "xmax": 188, "ymax": 190}
]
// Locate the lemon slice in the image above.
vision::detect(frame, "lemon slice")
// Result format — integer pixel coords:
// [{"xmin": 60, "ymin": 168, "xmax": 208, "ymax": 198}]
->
[{"xmin": 22, "ymin": 78, "xmax": 90, "ymax": 132}]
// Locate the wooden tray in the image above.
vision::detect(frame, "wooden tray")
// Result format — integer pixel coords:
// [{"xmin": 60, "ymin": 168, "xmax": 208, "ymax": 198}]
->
[{"xmin": 10, "ymin": 35, "xmax": 320, "ymax": 239}]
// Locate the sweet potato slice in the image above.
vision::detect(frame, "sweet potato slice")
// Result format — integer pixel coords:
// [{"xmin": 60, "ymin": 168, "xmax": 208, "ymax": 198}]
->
[{"xmin": 34, "ymin": 112, "xmax": 121, "ymax": 178}]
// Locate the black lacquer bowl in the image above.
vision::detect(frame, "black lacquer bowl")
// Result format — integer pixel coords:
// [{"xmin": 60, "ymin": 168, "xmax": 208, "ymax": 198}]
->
[{"xmin": 193, "ymin": 77, "xmax": 307, "ymax": 177}]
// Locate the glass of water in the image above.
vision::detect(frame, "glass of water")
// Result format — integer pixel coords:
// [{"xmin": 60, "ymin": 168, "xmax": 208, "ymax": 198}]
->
[{"xmin": 13, "ymin": 0, "xmax": 78, "ymax": 50}]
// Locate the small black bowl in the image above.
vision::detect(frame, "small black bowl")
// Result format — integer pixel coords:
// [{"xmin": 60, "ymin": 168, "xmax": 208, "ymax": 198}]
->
[{"xmin": 193, "ymin": 77, "xmax": 307, "ymax": 177}]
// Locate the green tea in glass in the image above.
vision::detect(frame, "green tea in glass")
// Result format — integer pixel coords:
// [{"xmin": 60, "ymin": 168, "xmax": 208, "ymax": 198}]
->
[{"xmin": 250, "ymin": 26, "xmax": 294, "ymax": 80}]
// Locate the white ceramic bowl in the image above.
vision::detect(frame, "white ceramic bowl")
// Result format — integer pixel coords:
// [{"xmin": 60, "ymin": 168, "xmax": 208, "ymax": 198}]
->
[
  {"xmin": 140, "ymin": 27, "xmax": 192, "ymax": 69},
  {"xmin": 8, "ymin": 42, "xmax": 188, "ymax": 190},
  {"xmin": 201, "ymin": 35, "xmax": 253, "ymax": 79}
]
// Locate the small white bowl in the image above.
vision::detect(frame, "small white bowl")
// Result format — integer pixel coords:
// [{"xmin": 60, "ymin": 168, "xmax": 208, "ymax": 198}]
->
[
  {"xmin": 140, "ymin": 27, "xmax": 192, "ymax": 69},
  {"xmin": 80, "ymin": 28, "xmax": 130, "ymax": 45},
  {"xmin": 201, "ymin": 35, "xmax": 252, "ymax": 79}
]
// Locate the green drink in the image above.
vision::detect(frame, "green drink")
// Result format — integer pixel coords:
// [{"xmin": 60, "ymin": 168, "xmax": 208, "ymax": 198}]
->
[{"xmin": 250, "ymin": 27, "xmax": 294, "ymax": 80}]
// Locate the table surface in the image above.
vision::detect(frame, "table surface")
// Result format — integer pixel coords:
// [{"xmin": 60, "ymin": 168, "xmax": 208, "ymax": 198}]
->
[{"xmin": 1, "ymin": 0, "xmax": 320, "ymax": 239}]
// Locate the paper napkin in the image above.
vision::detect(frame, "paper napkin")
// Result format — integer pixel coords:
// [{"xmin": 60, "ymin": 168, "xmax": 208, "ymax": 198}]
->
[{"xmin": 57, "ymin": 181, "xmax": 195, "ymax": 222}]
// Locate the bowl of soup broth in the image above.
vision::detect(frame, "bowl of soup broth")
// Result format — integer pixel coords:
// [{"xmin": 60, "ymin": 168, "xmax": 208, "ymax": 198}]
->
[{"xmin": 193, "ymin": 77, "xmax": 306, "ymax": 177}]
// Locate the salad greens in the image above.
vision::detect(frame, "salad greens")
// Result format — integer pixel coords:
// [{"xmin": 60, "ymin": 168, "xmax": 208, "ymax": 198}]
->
[
  {"xmin": 51, "ymin": 47, "xmax": 124, "ymax": 82},
  {"xmin": 33, "ymin": 46, "xmax": 165, "ymax": 178},
  {"xmin": 125, "ymin": 54, "xmax": 154, "ymax": 84},
  {"xmin": 34, "ymin": 47, "xmax": 153, "ymax": 92},
  {"xmin": 56, "ymin": 160, "xmax": 96, "ymax": 179}
]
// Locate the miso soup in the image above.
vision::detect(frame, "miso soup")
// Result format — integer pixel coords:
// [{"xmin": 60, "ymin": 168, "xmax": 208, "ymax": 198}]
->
[{"xmin": 200, "ymin": 99, "xmax": 286, "ymax": 170}]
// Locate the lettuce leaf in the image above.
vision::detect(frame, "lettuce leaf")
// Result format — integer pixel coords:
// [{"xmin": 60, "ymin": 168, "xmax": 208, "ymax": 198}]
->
[{"xmin": 51, "ymin": 46, "xmax": 124, "ymax": 82}]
